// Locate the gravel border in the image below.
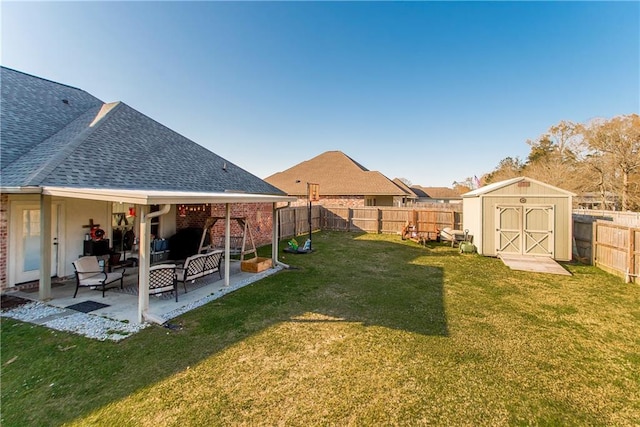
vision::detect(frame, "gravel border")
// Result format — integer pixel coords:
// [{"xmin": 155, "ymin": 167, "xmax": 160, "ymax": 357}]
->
[
  {"xmin": 1, "ymin": 266, "xmax": 283, "ymax": 341},
  {"xmin": 2, "ymin": 301, "xmax": 148, "ymax": 342},
  {"xmin": 160, "ymin": 265, "xmax": 283, "ymax": 321}
]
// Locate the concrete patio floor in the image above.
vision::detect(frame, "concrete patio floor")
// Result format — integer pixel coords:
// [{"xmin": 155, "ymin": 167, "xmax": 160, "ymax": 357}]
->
[{"xmin": 8, "ymin": 260, "xmax": 283, "ymax": 324}]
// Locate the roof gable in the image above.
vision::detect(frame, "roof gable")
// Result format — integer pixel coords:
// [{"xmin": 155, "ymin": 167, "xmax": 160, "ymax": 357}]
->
[
  {"xmin": 392, "ymin": 179, "xmax": 418, "ymax": 198},
  {"xmin": 1, "ymin": 67, "xmax": 103, "ymax": 171},
  {"xmin": 462, "ymin": 176, "xmax": 575, "ymax": 197},
  {"xmin": 265, "ymin": 151, "xmax": 405, "ymax": 196}
]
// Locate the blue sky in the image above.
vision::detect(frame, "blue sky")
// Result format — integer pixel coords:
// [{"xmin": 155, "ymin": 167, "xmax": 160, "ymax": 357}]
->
[{"xmin": 2, "ymin": 1, "xmax": 638, "ymax": 188}]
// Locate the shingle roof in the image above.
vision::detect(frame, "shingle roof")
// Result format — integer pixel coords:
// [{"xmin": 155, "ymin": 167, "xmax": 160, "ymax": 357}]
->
[
  {"xmin": 1, "ymin": 67, "xmax": 284, "ymax": 195},
  {"xmin": 392, "ymin": 178, "xmax": 418, "ymax": 199},
  {"xmin": 1, "ymin": 67, "xmax": 103, "ymax": 171},
  {"xmin": 264, "ymin": 151, "xmax": 407, "ymax": 196},
  {"xmin": 411, "ymin": 186, "xmax": 461, "ymax": 199}
]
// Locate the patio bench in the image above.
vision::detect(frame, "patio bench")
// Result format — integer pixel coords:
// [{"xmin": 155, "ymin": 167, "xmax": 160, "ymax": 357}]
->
[{"xmin": 176, "ymin": 250, "xmax": 223, "ymax": 292}]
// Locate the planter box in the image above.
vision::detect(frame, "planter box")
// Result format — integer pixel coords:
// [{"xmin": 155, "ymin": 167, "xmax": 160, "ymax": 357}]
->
[{"xmin": 241, "ymin": 257, "xmax": 272, "ymax": 273}]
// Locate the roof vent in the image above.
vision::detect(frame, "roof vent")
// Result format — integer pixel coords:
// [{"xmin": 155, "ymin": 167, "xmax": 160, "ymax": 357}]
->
[
  {"xmin": 223, "ymin": 162, "xmax": 227, "ymax": 171},
  {"xmin": 62, "ymin": 99, "xmax": 69, "ymax": 105}
]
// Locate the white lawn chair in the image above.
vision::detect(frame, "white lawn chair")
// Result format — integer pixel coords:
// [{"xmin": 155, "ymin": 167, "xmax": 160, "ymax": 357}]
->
[{"xmin": 72, "ymin": 256, "xmax": 124, "ymax": 298}]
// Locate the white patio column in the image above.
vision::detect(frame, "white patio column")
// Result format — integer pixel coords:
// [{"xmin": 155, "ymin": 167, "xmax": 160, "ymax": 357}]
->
[
  {"xmin": 272, "ymin": 203, "xmax": 278, "ymax": 267},
  {"xmin": 224, "ymin": 203, "xmax": 230, "ymax": 287},
  {"xmin": 137, "ymin": 205, "xmax": 150, "ymax": 323},
  {"xmin": 39, "ymin": 194, "xmax": 52, "ymax": 300},
  {"xmin": 138, "ymin": 204, "xmax": 171, "ymax": 324}
]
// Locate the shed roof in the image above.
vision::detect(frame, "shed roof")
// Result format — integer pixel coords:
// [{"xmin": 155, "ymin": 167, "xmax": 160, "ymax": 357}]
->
[
  {"xmin": 264, "ymin": 151, "xmax": 407, "ymax": 196},
  {"xmin": 462, "ymin": 176, "xmax": 575, "ymax": 198},
  {"xmin": 1, "ymin": 67, "xmax": 286, "ymax": 198}
]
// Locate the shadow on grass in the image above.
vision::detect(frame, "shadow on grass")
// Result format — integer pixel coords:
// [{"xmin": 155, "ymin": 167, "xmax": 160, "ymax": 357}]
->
[{"xmin": 1, "ymin": 231, "xmax": 448, "ymax": 425}]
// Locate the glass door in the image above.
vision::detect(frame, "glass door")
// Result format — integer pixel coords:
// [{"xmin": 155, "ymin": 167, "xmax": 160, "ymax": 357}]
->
[{"xmin": 10, "ymin": 203, "xmax": 59, "ymax": 284}]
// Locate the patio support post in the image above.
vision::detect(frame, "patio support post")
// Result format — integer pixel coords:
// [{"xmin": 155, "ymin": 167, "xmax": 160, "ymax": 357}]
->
[
  {"xmin": 224, "ymin": 203, "xmax": 230, "ymax": 287},
  {"xmin": 138, "ymin": 205, "xmax": 150, "ymax": 323},
  {"xmin": 138, "ymin": 204, "xmax": 171, "ymax": 324},
  {"xmin": 272, "ymin": 203, "xmax": 278, "ymax": 267},
  {"xmin": 39, "ymin": 194, "xmax": 52, "ymax": 300}
]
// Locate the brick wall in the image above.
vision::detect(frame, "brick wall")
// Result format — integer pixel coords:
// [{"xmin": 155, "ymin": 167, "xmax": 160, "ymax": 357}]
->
[
  {"xmin": 176, "ymin": 205, "xmax": 210, "ymax": 230},
  {"xmin": 175, "ymin": 203, "xmax": 274, "ymax": 248},
  {"xmin": 289, "ymin": 195, "xmax": 365, "ymax": 208},
  {"xmin": 0, "ymin": 194, "xmax": 7, "ymax": 291}
]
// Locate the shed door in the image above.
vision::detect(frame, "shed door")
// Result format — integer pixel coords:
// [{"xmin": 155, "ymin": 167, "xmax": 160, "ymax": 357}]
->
[
  {"xmin": 495, "ymin": 205, "xmax": 554, "ymax": 257},
  {"xmin": 523, "ymin": 206, "xmax": 554, "ymax": 257},
  {"xmin": 495, "ymin": 206, "xmax": 522, "ymax": 255}
]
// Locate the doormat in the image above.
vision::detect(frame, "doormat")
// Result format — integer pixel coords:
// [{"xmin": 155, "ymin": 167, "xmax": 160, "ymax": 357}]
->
[{"xmin": 66, "ymin": 301, "xmax": 110, "ymax": 313}]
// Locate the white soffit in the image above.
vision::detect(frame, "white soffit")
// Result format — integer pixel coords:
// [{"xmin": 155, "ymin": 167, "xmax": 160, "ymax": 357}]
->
[{"xmin": 40, "ymin": 187, "xmax": 296, "ymax": 205}]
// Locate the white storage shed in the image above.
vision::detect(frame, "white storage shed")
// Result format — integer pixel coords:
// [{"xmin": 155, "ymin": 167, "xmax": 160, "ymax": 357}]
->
[{"xmin": 462, "ymin": 177, "xmax": 574, "ymax": 261}]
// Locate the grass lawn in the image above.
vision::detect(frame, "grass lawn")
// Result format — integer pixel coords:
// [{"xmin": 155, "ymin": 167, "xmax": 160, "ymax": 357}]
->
[{"xmin": 2, "ymin": 231, "xmax": 639, "ymax": 426}]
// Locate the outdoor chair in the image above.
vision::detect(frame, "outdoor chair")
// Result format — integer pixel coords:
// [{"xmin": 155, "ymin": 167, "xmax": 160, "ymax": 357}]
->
[
  {"xmin": 72, "ymin": 256, "xmax": 125, "ymax": 298},
  {"xmin": 149, "ymin": 263, "xmax": 178, "ymax": 302}
]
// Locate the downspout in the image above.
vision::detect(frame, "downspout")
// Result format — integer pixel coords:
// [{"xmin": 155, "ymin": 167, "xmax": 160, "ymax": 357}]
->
[
  {"xmin": 138, "ymin": 204, "xmax": 171, "ymax": 324},
  {"xmin": 273, "ymin": 202, "xmax": 291, "ymax": 269}
]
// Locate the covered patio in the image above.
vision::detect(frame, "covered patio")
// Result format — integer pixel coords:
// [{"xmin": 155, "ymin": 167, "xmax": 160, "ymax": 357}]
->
[
  {"xmin": 33, "ymin": 187, "xmax": 295, "ymax": 324},
  {"xmin": 1, "ymin": 66, "xmax": 295, "ymax": 327},
  {"xmin": 9, "ymin": 259, "xmax": 282, "ymax": 327}
]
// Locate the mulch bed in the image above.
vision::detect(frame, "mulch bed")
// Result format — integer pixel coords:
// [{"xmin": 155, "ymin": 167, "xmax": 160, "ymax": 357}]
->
[{"xmin": 1, "ymin": 294, "xmax": 32, "ymax": 311}]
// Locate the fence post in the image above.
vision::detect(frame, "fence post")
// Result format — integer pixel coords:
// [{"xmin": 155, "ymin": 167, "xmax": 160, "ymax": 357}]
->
[
  {"xmin": 348, "ymin": 208, "xmax": 352, "ymax": 232},
  {"xmin": 628, "ymin": 227, "xmax": 635, "ymax": 283},
  {"xmin": 591, "ymin": 220, "xmax": 598, "ymax": 266}
]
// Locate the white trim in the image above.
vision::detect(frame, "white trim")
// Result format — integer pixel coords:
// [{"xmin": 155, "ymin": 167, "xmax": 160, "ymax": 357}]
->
[
  {"xmin": 1, "ymin": 186, "xmax": 41, "ymax": 194},
  {"xmin": 474, "ymin": 194, "xmax": 570, "ymax": 198},
  {"xmin": 462, "ymin": 176, "xmax": 576, "ymax": 198},
  {"xmin": 37, "ymin": 187, "xmax": 296, "ymax": 205}
]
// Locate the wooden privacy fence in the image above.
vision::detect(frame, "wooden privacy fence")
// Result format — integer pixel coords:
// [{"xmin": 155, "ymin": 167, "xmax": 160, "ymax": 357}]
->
[
  {"xmin": 278, "ymin": 206, "xmax": 461, "ymax": 239},
  {"xmin": 278, "ymin": 205, "xmax": 322, "ymax": 240},
  {"xmin": 573, "ymin": 209, "xmax": 640, "ymax": 227},
  {"xmin": 593, "ymin": 221, "xmax": 639, "ymax": 283}
]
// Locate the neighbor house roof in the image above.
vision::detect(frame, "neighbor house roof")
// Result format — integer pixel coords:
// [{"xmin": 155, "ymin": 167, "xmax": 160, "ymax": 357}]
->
[
  {"xmin": 0, "ymin": 67, "xmax": 287, "ymax": 200},
  {"xmin": 264, "ymin": 151, "xmax": 407, "ymax": 197},
  {"xmin": 411, "ymin": 186, "xmax": 461, "ymax": 199},
  {"xmin": 392, "ymin": 179, "xmax": 418, "ymax": 199}
]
